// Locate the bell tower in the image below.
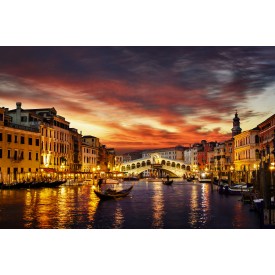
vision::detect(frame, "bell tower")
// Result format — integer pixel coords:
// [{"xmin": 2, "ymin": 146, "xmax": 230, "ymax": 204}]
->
[{"xmin": 231, "ymin": 111, "xmax": 242, "ymax": 137}]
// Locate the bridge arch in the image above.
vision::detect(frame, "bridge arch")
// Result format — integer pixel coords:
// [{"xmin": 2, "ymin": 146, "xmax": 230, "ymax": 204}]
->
[{"xmin": 119, "ymin": 155, "xmax": 188, "ymax": 178}]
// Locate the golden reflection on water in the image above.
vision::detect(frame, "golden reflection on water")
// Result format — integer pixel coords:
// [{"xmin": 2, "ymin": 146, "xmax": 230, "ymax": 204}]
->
[
  {"xmin": 22, "ymin": 185, "xmax": 100, "ymax": 228},
  {"xmin": 189, "ymin": 185, "xmax": 199, "ymax": 227},
  {"xmin": 113, "ymin": 204, "xmax": 124, "ymax": 228},
  {"xmin": 188, "ymin": 183, "xmax": 210, "ymax": 228},
  {"xmin": 151, "ymin": 183, "xmax": 164, "ymax": 228}
]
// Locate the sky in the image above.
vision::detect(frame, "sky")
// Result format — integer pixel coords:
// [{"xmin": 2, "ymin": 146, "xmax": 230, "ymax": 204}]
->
[{"xmin": 1, "ymin": 46, "xmax": 275, "ymax": 154}]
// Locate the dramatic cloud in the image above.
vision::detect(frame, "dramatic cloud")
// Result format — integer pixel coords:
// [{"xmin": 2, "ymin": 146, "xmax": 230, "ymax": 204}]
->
[{"xmin": 0, "ymin": 46, "xmax": 275, "ymax": 153}]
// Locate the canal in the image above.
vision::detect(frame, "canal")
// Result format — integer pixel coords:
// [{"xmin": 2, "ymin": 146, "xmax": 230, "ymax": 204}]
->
[{"xmin": 0, "ymin": 179, "xmax": 260, "ymax": 229}]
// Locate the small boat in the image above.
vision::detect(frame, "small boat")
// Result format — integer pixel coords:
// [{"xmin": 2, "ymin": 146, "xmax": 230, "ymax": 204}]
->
[
  {"xmin": 94, "ymin": 185, "xmax": 134, "ymax": 200},
  {"xmin": 162, "ymin": 180, "xmax": 173, "ymax": 185},
  {"xmin": 228, "ymin": 185, "xmax": 253, "ymax": 195}
]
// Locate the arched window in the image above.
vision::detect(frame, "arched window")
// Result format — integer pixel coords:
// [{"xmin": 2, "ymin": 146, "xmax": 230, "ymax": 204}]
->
[
  {"xmin": 161, "ymin": 160, "xmax": 166, "ymax": 165},
  {"xmin": 142, "ymin": 161, "xmax": 146, "ymax": 167},
  {"xmin": 127, "ymin": 165, "xmax": 130, "ymax": 171},
  {"xmin": 131, "ymin": 163, "xmax": 136, "ymax": 169},
  {"xmin": 146, "ymin": 160, "xmax": 151, "ymax": 165},
  {"xmin": 137, "ymin": 162, "xmax": 140, "ymax": 168},
  {"xmin": 172, "ymin": 162, "xmax": 175, "ymax": 167},
  {"xmin": 176, "ymin": 163, "xmax": 180, "ymax": 169}
]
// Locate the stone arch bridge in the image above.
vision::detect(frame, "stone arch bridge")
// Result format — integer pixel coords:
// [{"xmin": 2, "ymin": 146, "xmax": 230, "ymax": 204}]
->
[{"xmin": 120, "ymin": 154, "xmax": 190, "ymax": 177}]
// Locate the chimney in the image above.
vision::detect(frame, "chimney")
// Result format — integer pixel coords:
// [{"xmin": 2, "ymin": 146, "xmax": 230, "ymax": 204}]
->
[{"xmin": 16, "ymin": 102, "xmax": 22, "ymax": 124}]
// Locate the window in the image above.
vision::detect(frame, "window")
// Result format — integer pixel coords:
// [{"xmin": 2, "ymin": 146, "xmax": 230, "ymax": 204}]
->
[
  {"xmin": 36, "ymin": 152, "xmax": 39, "ymax": 161},
  {"xmin": 21, "ymin": 116, "xmax": 27, "ymax": 122},
  {"xmin": 0, "ymin": 132, "xmax": 2, "ymax": 141},
  {"xmin": 21, "ymin": 136, "xmax": 25, "ymax": 144},
  {"xmin": 35, "ymin": 139, "xmax": 39, "ymax": 146},
  {"xmin": 28, "ymin": 137, "xmax": 32, "ymax": 145},
  {"xmin": 8, "ymin": 149, "xmax": 11, "ymax": 158},
  {"xmin": 0, "ymin": 148, "xmax": 2, "ymax": 158},
  {"xmin": 14, "ymin": 150, "xmax": 18, "ymax": 160},
  {"xmin": 21, "ymin": 168, "xmax": 24, "ymax": 173},
  {"xmin": 28, "ymin": 152, "xmax": 32, "ymax": 160},
  {"xmin": 14, "ymin": 135, "xmax": 18, "ymax": 143},
  {"xmin": 7, "ymin": 134, "xmax": 12, "ymax": 142}
]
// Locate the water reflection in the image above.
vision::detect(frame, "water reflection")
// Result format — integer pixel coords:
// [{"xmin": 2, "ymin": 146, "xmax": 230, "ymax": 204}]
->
[
  {"xmin": 0, "ymin": 180, "xmax": 260, "ymax": 229},
  {"xmin": 112, "ymin": 204, "xmax": 124, "ymax": 228},
  {"xmin": 151, "ymin": 183, "xmax": 164, "ymax": 228},
  {"xmin": 189, "ymin": 185, "xmax": 199, "ymax": 228},
  {"xmin": 188, "ymin": 183, "xmax": 211, "ymax": 228},
  {"xmin": 21, "ymin": 185, "xmax": 101, "ymax": 228}
]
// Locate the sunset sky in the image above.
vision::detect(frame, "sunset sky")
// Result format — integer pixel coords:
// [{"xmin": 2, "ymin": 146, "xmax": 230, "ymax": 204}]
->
[{"xmin": 1, "ymin": 46, "xmax": 275, "ymax": 153}]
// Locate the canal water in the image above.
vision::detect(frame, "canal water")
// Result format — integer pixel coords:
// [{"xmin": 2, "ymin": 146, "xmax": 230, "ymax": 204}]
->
[{"xmin": 0, "ymin": 179, "xmax": 260, "ymax": 229}]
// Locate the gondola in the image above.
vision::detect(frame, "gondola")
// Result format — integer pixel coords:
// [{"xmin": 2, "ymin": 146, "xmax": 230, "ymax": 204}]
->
[
  {"xmin": 94, "ymin": 185, "xmax": 133, "ymax": 200},
  {"xmin": 162, "ymin": 180, "xmax": 173, "ymax": 185}
]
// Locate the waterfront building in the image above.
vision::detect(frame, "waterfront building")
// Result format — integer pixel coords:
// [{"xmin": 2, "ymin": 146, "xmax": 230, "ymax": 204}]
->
[
  {"xmin": 257, "ymin": 114, "xmax": 275, "ymax": 164},
  {"xmin": 81, "ymin": 141, "xmax": 97, "ymax": 172},
  {"xmin": 70, "ymin": 128, "xmax": 82, "ymax": 173},
  {"xmin": 0, "ymin": 108, "xmax": 40, "ymax": 183},
  {"xmin": 114, "ymin": 155, "xmax": 123, "ymax": 171},
  {"xmin": 213, "ymin": 142, "xmax": 226, "ymax": 175},
  {"xmin": 98, "ymin": 145, "xmax": 116, "ymax": 173},
  {"xmin": 7, "ymin": 102, "xmax": 81, "ymax": 175},
  {"xmin": 142, "ymin": 145, "xmax": 185, "ymax": 161},
  {"xmin": 207, "ymin": 149, "xmax": 215, "ymax": 172},
  {"xmin": 233, "ymin": 128, "xmax": 260, "ymax": 183},
  {"xmin": 82, "ymin": 135, "xmax": 100, "ymax": 172}
]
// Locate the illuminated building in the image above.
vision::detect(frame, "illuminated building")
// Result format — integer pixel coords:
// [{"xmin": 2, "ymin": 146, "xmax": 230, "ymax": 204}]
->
[
  {"xmin": 142, "ymin": 145, "xmax": 185, "ymax": 161},
  {"xmin": 81, "ymin": 141, "xmax": 97, "ymax": 172},
  {"xmin": 0, "ymin": 107, "xmax": 40, "ymax": 183},
  {"xmin": 233, "ymin": 128, "xmax": 260, "ymax": 183},
  {"xmin": 257, "ymin": 114, "xmax": 275, "ymax": 164},
  {"xmin": 82, "ymin": 135, "xmax": 100, "ymax": 172},
  {"xmin": 7, "ymin": 102, "xmax": 81, "ymax": 174}
]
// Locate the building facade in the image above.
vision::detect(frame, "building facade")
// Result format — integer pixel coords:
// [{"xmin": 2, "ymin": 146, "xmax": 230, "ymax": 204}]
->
[
  {"xmin": 233, "ymin": 128, "xmax": 260, "ymax": 183},
  {"xmin": 0, "ymin": 108, "xmax": 40, "ymax": 183}
]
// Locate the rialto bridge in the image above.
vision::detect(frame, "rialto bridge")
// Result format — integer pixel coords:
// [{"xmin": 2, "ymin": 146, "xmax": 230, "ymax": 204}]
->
[{"xmin": 120, "ymin": 153, "xmax": 191, "ymax": 178}]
